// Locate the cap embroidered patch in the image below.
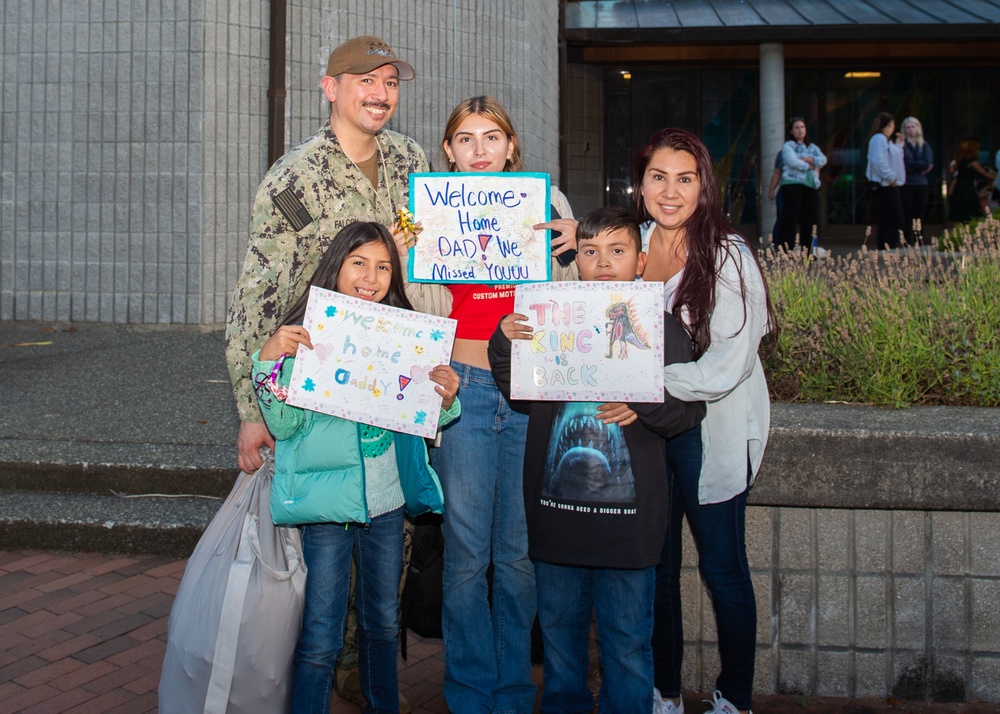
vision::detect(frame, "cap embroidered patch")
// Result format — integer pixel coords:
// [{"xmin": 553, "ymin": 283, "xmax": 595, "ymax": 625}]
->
[{"xmin": 365, "ymin": 42, "xmax": 393, "ymax": 57}]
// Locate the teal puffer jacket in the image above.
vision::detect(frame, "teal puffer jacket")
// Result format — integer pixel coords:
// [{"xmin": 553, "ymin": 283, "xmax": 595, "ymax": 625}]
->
[{"xmin": 252, "ymin": 351, "xmax": 457, "ymax": 525}]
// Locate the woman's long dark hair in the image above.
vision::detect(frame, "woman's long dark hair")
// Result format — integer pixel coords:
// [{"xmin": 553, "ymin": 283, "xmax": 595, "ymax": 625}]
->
[
  {"xmin": 869, "ymin": 112, "xmax": 895, "ymax": 140},
  {"xmin": 954, "ymin": 136, "xmax": 981, "ymax": 163},
  {"xmin": 632, "ymin": 127, "xmax": 776, "ymax": 358},
  {"xmin": 279, "ymin": 221, "xmax": 413, "ymax": 328}
]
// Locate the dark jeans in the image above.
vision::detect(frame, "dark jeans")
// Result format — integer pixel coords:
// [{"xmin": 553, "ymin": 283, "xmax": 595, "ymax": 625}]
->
[
  {"xmin": 652, "ymin": 425, "xmax": 756, "ymax": 711},
  {"xmin": 776, "ymin": 183, "xmax": 819, "ymax": 248},
  {"xmin": 873, "ymin": 184, "xmax": 904, "ymax": 249},
  {"xmin": 901, "ymin": 183, "xmax": 929, "ymax": 244}
]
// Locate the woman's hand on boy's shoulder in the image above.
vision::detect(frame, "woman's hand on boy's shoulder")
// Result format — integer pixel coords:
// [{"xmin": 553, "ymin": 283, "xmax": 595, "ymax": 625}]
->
[
  {"xmin": 430, "ymin": 364, "xmax": 460, "ymax": 410},
  {"xmin": 258, "ymin": 325, "xmax": 313, "ymax": 361},
  {"xmin": 534, "ymin": 218, "xmax": 579, "ymax": 258},
  {"xmin": 499, "ymin": 313, "xmax": 532, "ymax": 341}
]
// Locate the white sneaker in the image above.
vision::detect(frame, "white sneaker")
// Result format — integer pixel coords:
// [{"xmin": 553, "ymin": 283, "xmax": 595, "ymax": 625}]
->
[
  {"xmin": 703, "ymin": 690, "xmax": 750, "ymax": 714},
  {"xmin": 653, "ymin": 687, "xmax": 685, "ymax": 714}
]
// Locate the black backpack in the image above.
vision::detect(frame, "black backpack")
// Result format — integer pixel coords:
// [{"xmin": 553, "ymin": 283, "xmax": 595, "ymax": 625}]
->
[{"xmin": 401, "ymin": 514, "xmax": 445, "ymax": 641}]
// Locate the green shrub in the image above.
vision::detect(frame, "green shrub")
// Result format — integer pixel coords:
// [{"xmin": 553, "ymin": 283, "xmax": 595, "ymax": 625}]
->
[{"xmin": 761, "ymin": 216, "xmax": 1000, "ymax": 407}]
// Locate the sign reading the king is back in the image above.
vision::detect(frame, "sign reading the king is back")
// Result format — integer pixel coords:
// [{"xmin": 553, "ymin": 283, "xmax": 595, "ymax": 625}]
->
[
  {"xmin": 407, "ymin": 172, "xmax": 551, "ymax": 284},
  {"xmin": 510, "ymin": 282, "xmax": 666, "ymax": 403},
  {"xmin": 286, "ymin": 286, "xmax": 457, "ymax": 439}
]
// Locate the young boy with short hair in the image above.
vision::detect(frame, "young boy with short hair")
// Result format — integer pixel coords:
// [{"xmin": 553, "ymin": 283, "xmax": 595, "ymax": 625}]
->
[{"xmin": 488, "ymin": 206, "xmax": 705, "ymax": 713}]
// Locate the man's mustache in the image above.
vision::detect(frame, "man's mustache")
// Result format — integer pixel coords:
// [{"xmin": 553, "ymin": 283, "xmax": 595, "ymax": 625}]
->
[{"xmin": 363, "ymin": 101, "xmax": 391, "ymax": 111}]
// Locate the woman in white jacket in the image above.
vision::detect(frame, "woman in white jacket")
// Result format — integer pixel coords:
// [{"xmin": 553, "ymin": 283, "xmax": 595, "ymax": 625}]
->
[
  {"xmin": 633, "ymin": 128, "xmax": 776, "ymax": 714},
  {"xmin": 866, "ymin": 112, "xmax": 905, "ymax": 248}
]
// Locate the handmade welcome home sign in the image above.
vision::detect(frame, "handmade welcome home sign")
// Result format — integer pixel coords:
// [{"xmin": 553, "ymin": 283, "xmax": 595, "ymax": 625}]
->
[
  {"xmin": 510, "ymin": 281, "xmax": 665, "ymax": 402},
  {"xmin": 407, "ymin": 172, "xmax": 551, "ymax": 284},
  {"xmin": 286, "ymin": 286, "xmax": 457, "ymax": 439}
]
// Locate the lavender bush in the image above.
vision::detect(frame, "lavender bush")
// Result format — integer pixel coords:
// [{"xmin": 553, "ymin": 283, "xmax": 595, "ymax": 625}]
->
[{"xmin": 761, "ymin": 216, "xmax": 1000, "ymax": 407}]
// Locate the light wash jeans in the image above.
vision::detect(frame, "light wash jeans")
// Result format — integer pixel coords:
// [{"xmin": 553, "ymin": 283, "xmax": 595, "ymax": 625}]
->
[
  {"xmin": 434, "ymin": 362, "xmax": 536, "ymax": 714},
  {"xmin": 291, "ymin": 507, "xmax": 404, "ymax": 714},
  {"xmin": 535, "ymin": 560, "xmax": 654, "ymax": 714}
]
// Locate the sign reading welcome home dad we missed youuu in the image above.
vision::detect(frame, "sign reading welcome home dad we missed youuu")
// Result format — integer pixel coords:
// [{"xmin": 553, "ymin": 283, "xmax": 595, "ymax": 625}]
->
[{"xmin": 407, "ymin": 172, "xmax": 551, "ymax": 284}]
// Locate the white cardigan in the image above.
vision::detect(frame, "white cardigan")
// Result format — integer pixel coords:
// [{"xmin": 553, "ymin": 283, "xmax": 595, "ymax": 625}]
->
[{"xmin": 642, "ymin": 223, "xmax": 771, "ymax": 504}]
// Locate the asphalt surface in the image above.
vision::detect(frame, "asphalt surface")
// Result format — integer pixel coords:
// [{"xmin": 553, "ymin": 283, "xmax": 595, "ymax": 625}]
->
[{"xmin": 1, "ymin": 321, "xmax": 240, "ymax": 554}]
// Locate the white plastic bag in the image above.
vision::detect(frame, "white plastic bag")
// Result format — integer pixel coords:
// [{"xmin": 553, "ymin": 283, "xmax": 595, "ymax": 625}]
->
[{"xmin": 158, "ymin": 454, "xmax": 306, "ymax": 714}]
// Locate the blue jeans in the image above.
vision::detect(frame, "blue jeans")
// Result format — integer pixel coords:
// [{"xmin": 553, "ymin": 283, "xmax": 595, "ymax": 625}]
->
[
  {"xmin": 291, "ymin": 507, "xmax": 404, "ymax": 714},
  {"xmin": 652, "ymin": 425, "xmax": 756, "ymax": 711},
  {"xmin": 535, "ymin": 560, "xmax": 654, "ymax": 714},
  {"xmin": 434, "ymin": 363, "xmax": 536, "ymax": 714}
]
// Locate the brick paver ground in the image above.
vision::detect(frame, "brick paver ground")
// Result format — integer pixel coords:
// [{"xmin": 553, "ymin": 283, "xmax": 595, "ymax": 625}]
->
[{"xmin": 2, "ymin": 550, "xmax": 997, "ymax": 714}]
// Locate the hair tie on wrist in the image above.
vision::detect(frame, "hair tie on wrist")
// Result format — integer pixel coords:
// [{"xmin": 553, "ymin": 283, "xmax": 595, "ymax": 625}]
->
[{"xmin": 268, "ymin": 353, "xmax": 289, "ymax": 401}]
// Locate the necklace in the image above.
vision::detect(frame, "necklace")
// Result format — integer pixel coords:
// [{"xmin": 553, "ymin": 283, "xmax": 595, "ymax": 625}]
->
[
  {"xmin": 360, "ymin": 422, "xmax": 393, "ymax": 458},
  {"xmin": 342, "ymin": 136, "xmax": 394, "ymax": 220}
]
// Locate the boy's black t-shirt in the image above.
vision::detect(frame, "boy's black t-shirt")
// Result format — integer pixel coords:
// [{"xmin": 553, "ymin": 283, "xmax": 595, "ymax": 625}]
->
[{"xmin": 488, "ymin": 313, "xmax": 705, "ymax": 569}]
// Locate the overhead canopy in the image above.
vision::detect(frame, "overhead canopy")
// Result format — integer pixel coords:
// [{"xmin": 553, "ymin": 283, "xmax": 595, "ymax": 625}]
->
[{"xmin": 564, "ymin": 0, "xmax": 1000, "ymax": 43}]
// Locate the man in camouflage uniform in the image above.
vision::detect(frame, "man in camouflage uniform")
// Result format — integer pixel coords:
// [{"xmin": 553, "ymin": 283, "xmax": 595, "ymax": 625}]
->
[{"xmin": 224, "ymin": 35, "xmax": 427, "ymax": 712}]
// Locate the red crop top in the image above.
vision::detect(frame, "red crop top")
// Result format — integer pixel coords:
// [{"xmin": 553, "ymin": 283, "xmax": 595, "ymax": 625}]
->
[{"xmin": 448, "ymin": 284, "xmax": 517, "ymax": 340}]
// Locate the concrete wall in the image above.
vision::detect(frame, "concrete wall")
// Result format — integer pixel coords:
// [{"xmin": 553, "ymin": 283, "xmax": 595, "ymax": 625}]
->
[
  {"xmin": 677, "ymin": 404, "xmax": 1000, "ymax": 702},
  {"xmin": 0, "ymin": 0, "xmax": 561, "ymax": 325}
]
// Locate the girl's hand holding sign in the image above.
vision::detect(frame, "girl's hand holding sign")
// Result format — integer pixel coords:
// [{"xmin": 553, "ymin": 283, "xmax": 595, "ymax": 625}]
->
[{"xmin": 259, "ymin": 325, "xmax": 314, "ymax": 361}]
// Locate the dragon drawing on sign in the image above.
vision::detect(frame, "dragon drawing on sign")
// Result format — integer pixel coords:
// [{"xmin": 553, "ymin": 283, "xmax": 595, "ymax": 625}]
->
[{"xmin": 605, "ymin": 295, "xmax": 651, "ymax": 359}]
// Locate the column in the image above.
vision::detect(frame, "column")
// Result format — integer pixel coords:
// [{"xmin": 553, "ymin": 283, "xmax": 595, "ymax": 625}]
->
[{"xmin": 759, "ymin": 43, "xmax": 785, "ymax": 245}]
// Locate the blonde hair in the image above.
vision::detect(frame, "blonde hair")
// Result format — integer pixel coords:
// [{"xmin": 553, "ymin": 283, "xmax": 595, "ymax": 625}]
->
[
  {"xmin": 441, "ymin": 96, "xmax": 523, "ymax": 171},
  {"xmin": 901, "ymin": 116, "xmax": 924, "ymax": 148}
]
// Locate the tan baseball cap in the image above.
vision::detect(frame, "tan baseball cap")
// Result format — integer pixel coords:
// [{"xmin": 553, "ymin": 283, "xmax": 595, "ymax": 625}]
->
[{"xmin": 325, "ymin": 36, "xmax": 415, "ymax": 81}]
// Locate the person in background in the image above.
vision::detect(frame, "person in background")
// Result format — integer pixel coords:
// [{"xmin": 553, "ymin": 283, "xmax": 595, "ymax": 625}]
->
[
  {"xmin": 766, "ymin": 150, "xmax": 783, "ymax": 246},
  {"xmin": 900, "ymin": 117, "xmax": 933, "ymax": 243},
  {"xmin": 889, "ymin": 130, "xmax": 907, "ymax": 228},
  {"xmin": 632, "ymin": 128, "xmax": 776, "ymax": 714},
  {"xmin": 776, "ymin": 117, "xmax": 826, "ymax": 250},
  {"xmin": 865, "ymin": 112, "xmax": 904, "ymax": 249},
  {"xmin": 992, "ymin": 147, "xmax": 1000, "ymax": 210},
  {"xmin": 948, "ymin": 136, "xmax": 996, "ymax": 225}
]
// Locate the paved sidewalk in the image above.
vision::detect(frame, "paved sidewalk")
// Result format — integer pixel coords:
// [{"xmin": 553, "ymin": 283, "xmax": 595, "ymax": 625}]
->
[
  {"xmin": 3, "ymin": 550, "xmax": 999, "ymax": 714},
  {"xmin": 2, "ymin": 321, "xmax": 999, "ymax": 712}
]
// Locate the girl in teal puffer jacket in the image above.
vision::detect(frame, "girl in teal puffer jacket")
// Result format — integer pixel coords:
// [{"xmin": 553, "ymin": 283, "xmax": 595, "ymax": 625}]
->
[{"xmin": 252, "ymin": 221, "xmax": 460, "ymax": 714}]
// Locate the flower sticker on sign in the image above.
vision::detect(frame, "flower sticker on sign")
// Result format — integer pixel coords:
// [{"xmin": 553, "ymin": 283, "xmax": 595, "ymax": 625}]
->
[
  {"xmin": 408, "ymin": 172, "xmax": 551, "ymax": 284},
  {"xmin": 510, "ymin": 281, "xmax": 665, "ymax": 403},
  {"xmin": 286, "ymin": 286, "xmax": 458, "ymax": 439}
]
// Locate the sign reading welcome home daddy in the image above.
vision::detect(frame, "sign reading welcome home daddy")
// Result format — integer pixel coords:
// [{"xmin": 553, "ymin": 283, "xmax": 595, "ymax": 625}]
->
[
  {"xmin": 286, "ymin": 286, "xmax": 457, "ymax": 439},
  {"xmin": 510, "ymin": 281, "xmax": 665, "ymax": 402},
  {"xmin": 408, "ymin": 172, "xmax": 551, "ymax": 284}
]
